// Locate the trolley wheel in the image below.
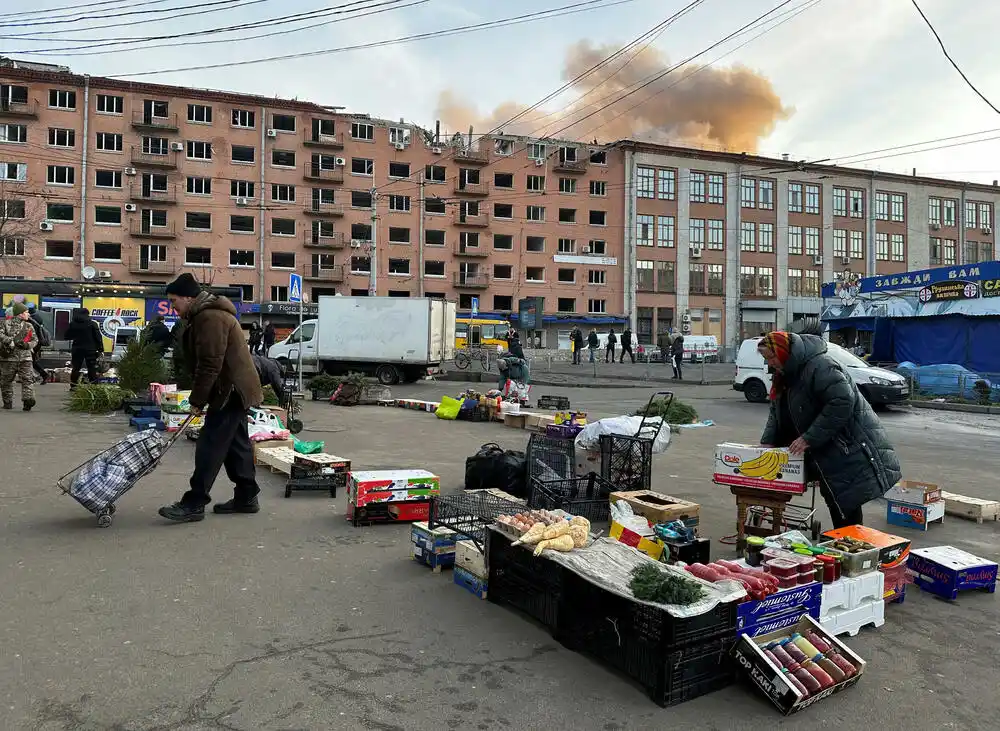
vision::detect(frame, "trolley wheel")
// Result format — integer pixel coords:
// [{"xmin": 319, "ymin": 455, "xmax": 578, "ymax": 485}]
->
[
  {"xmin": 108, "ymin": 504, "xmax": 117, "ymax": 516},
  {"xmin": 288, "ymin": 418, "xmax": 304, "ymax": 435},
  {"xmin": 284, "ymin": 483, "xmax": 293, "ymax": 498},
  {"xmin": 97, "ymin": 514, "xmax": 113, "ymax": 528},
  {"xmin": 810, "ymin": 519, "xmax": 822, "ymax": 541}
]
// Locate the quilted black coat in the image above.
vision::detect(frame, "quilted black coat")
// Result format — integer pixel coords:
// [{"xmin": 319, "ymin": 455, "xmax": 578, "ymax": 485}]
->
[{"xmin": 760, "ymin": 333, "xmax": 901, "ymax": 519}]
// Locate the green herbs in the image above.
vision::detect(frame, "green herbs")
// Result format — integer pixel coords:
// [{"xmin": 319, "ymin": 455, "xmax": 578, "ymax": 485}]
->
[
  {"xmin": 629, "ymin": 563, "xmax": 706, "ymax": 606},
  {"xmin": 634, "ymin": 397, "xmax": 699, "ymax": 425},
  {"xmin": 65, "ymin": 384, "xmax": 135, "ymax": 414}
]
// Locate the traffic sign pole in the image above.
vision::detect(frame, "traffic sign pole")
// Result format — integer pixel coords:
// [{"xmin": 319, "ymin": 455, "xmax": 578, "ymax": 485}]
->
[{"xmin": 289, "ymin": 273, "xmax": 304, "ymax": 392}]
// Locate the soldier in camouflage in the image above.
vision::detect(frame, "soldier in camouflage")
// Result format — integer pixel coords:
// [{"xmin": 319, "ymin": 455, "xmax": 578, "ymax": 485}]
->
[{"xmin": 0, "ymin": 302, "xmax": 39, "ymax": 411}]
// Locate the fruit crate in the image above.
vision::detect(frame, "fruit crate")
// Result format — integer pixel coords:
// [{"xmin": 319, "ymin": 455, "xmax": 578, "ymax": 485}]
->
[
  {"xmin": 428, "ymin": 492, "xmax": 526, "ymax": 551},
  {"xmin": 525, "ymin": 432, "xmax": 576, "ymax": 483},
  {"xmin": 599, "ymin": 434, "xmax": 653, "ymax": 492},
  {"xmin": 527, "ymin": 472, "xmax": 615, "ymax": 522},
  {"xmin": 487, "ymin": 528, "xmax": 567, "ymax": 631}
]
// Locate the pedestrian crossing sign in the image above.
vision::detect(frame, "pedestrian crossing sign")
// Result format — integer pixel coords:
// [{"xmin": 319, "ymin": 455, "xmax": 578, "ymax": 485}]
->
[{"xmin": 289, "ymin": 273, "xmax": 303, "ymax": 303}]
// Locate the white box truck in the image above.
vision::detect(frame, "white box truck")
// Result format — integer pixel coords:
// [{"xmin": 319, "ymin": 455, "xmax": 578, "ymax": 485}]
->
[{"xmin": 267, "ymin": 296, "xmax": 457, "ymax": 385}]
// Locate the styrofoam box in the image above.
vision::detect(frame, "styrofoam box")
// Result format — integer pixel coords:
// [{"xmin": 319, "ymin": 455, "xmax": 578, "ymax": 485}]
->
[
  {"xmin": 821, "ymin": 571, "xmax": 885, "ymax": 614},
  {"xmin": 820, "ymin": 597, "xmax": 886, "ymax": 637},
  {"xmin": 455, "ymin": 539, "xmax": 487, "ymax": 579}
]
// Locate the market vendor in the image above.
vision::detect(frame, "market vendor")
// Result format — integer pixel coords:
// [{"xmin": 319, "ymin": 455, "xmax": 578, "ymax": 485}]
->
[{"xmin": 758, "ymin": 331, "xmax": 901, "ymax": 529}]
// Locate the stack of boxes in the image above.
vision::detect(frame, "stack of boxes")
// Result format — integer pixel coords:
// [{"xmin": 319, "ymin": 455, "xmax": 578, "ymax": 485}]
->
[
  {"xmin": 884, "ymin": 480, "xmax": 945, "ymax": 532},
  {"xmin": 453, "ymin": 540, "xmax": 488, "ymax": 599},
  {"xmin": 160, "ymin": 390, "xmax": 203, "ymax": 432},
  {"xmin": 347, "ymin": 469, "xmax": 440, "ymax": 525},
  {"xmin": 410, "ymin": 522, "xmax": 457, "ymax": 572}
]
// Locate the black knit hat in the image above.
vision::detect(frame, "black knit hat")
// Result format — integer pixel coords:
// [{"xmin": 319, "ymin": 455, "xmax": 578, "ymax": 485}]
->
[{"xmin": 165, "ymin": 273, "xmax": 201, "ymax": 298}]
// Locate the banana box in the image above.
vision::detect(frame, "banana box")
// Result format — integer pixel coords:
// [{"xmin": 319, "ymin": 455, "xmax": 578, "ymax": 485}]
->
[{"xmin": 714, "ymin": 443, "xmax": 806, "ymax": 494}]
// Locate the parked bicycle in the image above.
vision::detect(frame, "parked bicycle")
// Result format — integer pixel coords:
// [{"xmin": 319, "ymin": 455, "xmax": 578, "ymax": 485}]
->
[{"xmin": 454, "ymin": 348, "xmax": 490, "ymax": 370}]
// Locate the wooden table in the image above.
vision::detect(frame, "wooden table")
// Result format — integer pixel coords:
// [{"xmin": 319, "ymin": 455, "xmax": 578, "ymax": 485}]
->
[{"xmin": 730, "ymin": 485, "xmax": 794, "ymax": 550}]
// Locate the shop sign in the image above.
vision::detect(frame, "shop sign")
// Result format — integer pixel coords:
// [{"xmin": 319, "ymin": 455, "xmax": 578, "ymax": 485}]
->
[
  {"xmin": 981, "ymin": 278, "xmax": 1000, "ymax": 298},
  {"xmin": 916, "ymin": 280, "xmax": 979, "ymax": 303}
]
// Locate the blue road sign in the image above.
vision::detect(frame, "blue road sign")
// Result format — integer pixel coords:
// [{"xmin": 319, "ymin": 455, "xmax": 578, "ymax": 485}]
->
[
  {"xmin": 471, "ymin": 296, "xmax": 479, "ymax": 317},
  {"xmin": 289, "ymin": 273, "xmax": 303, "ymax": 304}
]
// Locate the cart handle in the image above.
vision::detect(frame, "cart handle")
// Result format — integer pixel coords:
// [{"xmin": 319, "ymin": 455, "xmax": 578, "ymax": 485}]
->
[{"xmin": 636, "ymin": 390, "xmax": 674, "ymax": 440}]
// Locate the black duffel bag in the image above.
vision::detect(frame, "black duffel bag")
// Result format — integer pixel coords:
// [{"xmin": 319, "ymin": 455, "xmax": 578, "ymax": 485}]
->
[{"xmin": 464, "ymin": 442, "xmax": 528, "ymax": 498}]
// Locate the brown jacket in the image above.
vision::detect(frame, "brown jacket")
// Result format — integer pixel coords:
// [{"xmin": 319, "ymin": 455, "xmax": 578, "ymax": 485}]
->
[{"xmin": 182, "ymin": 293, "xmax": 262, "ymax": 410}]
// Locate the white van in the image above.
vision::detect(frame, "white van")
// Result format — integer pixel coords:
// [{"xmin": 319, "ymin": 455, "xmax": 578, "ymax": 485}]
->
[{"xmin": 733, "ymin": 336, "xmax": 909, "ymax": 406}]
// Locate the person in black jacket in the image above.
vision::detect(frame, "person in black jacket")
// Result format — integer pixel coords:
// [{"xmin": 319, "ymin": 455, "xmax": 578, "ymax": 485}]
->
[
  {"xmin": 605, "ymin": 328, "xmax": 617, "ymax": 363},
  {"xmin": 758, "ymin": 331, "xmax": 901, "ymax": 528},
  {"xmin": 586, "ymin": 329, "xmax": 599, "ymax": 363},
  {"xmin": 619, "ymin": 327, "xmax": 634, "ymax": 363},
  {"xmin": 506, "ymin": 330, "xmax": 524, "ymax": 360},
  {"xmin": 570, "ymin": 327, "xmax": 584, "ymax": 365},
  {"xmin": 144, "ymin": 315, "xmax": 174, "ymax": 356},
  {"xmin": 670, "ymin": 334, "xmax": 685, "ymax": 379},
  {"xmin": 261, "ymin": 321, "xmax": 276, "ymax": 355},
  {"xmin": 252, "ymin": 353, "xmax": 285, "ymax": 397},
  {"xmin": 27, "ymin": 303, "xmax": 49, "ymax": 383},
  {"xmin": 64, "ymin": 308, "xmax": 104, "ymax": 388}
]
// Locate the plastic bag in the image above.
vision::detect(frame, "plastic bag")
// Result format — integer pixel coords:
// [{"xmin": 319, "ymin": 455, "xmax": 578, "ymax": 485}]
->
[
  {"xmin": 294, "ymin": 437, "xmax": 325, "ymax": 454},
  {"xmin": 436, "ymin": 395, "xmax": 463, "ymax": 420},
  {"xmin": 464, "ymin": 442, "xmax": 528, "ymax": 498},
  {"xmin": 609, "ymin": 499, "xmax": 651, "ymax": 533},
  {"xmin": 574, "ymin": 415, "xmax": 671, "ymax": 453}
]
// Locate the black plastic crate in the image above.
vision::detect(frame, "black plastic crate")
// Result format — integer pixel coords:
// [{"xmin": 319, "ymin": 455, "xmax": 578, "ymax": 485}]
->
[
  {"xmin": 525, "ymin": 433, "xmax": 575, "ymax": 483},
  {"xmin": 527, "ymin": 472, "xmax": 614, "ymax": 522},
  {"xmin": 599, "ymin": 434, "xmax": 653, "ymax": 492},
  {"xmin": 487, "ymin": 528, "xmax": 567, "ymax": 631},
  {"xmin": 428, "ymin": 492, "xmax": 525, "ymax": 550}
]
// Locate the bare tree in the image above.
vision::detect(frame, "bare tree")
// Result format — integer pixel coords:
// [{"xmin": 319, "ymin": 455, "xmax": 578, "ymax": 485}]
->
[{"xmin": 0, "ymin": 179, "xmax": 43, "ymax": 275}]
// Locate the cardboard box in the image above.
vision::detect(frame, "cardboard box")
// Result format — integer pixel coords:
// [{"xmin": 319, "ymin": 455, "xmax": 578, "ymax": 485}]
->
[
  {"xmin": 884, "ymin": 479, "xmax": 942, "ymax": 505},
  {"xmin": 609, "ymin": 521, "xmax": 665, "ymax": 561},
  {"xmin": 731, "ymin": 615, "xmax": 866, "ymax": 715},
  {"xmin": 253, "ymin": 439, "xmax": 294, "ymax": 464},
  {"xmin": 349, "ymin": 469, "xmax": 440, "ymax": 508},
  {"xmin": 886, "ymin": 498, "xmax": 945, "ymax": 531},
  {"xmin": 908, "ymin": 545, "xmax": 998, "ymax": 601},
  {"xmin": 822, "ymin": 526, "xmax": 910, "ymax": 569},
  {"xmin": 609, "ymin": 490, "xmax": 700, "ymax": 526},
  {"xmin": 714, "ymin": 443, "xmax": 806, "ymax": 494},
  {"xmin": 161, "ymin": 411, "xmax": 204, "ymax": 431},
  {"xmin": 161, "ymin": 390, "xmax": 192, "ymax": 412},
  {"xmin": 736, "ymin": 582, "xmax": 822, "ymax": 635},
  {"xmin": 455, "ymin": 539, "xmax": 487, "ymax": 579}
]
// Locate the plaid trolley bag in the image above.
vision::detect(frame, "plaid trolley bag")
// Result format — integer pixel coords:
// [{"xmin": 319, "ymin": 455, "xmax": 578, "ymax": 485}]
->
[{"xmin": 57, "ymin": 417, "xmax": 193, "ymax": 527}]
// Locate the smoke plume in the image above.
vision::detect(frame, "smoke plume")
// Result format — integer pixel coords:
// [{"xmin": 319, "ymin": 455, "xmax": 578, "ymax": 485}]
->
[{"xmin": 436, "ymin": 40, "xmax": 791, "ymax": 152}]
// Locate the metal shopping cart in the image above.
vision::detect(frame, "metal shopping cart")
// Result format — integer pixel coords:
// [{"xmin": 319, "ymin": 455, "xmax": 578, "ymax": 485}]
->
[{"xmin": 57, "ymin": 416, "xmax": 194, "ymax": 527}]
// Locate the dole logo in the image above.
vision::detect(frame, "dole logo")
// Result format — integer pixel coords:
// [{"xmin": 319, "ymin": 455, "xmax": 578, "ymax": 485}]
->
[{"xmin": 723, "ymin": 454, "xmax": 742, "ymax": 465}]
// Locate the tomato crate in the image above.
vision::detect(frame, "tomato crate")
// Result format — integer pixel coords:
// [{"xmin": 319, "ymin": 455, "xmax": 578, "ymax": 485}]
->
[
  {"xmin": 527, "ymin": 473, "xmax": 615, "ymax": 523},
  {"xmin": 487, "ymin": 528, "xmax": 568, "ymax": 632}
]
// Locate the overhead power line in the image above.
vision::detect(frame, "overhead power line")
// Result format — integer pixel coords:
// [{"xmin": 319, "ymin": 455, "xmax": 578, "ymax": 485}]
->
[
  {"xmin": 0, "ymin": 0, "xmax": 170, "ymax": 21},
  {"xmin": 0, "ymin": 0, "xmax": 267, "ymax": 34}
]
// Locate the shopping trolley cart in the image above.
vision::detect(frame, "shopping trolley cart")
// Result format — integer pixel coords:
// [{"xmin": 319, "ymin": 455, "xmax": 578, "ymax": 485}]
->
[{"xmin": 57, "ymin": 416, "xmax": 194, "ymax": 528}]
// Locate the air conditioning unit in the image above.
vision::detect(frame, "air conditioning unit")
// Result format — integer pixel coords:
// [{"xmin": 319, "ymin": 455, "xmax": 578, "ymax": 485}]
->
[
  {"xmin": 39, "ymin": 221, "xmax": 53, "ymax": 231},
  {"xmin": 983, "ymin": 226, "xmax": 992, "ymax": 235},
  {"xmin": 682, "ymin": 323, "xmax": 692, "ymax": 334},
  {"xmin": 170, "ymin": 142, "xmax": 184, "ymax": 151},
  {"xmin": 681, "ymin": 313, "xmax": 691, "ymax": 323},
  {"xmin": 350, "ymin": 239, "xmax": 363, "ymax": 248},
  {"xmin": 124, "ymin": 203, "xmax": 137, "ymax": 212},
  {"xmin": 266, "ymin": 129, "xmax": 278, "ymax": 138},
  {"xmin": 580, "ymin": 246, "xmax": 591, "ymax": 254},
  {"xmin": 813, "ymin": 254, "xmax": 824, "ymax": 265},
  {"xmin": 690, "ymin": 246, "xmax": 703, "ymax": 259},
  {"xmin": 431, "ymin": 146, "xmax": 442, "ymax": 154},
  {"xmin": 394, "ymin": 143, "xmax": 405, "ymax": 151},
  {"xmin": 124, "ymin": 167, "xmax": 137, "ymax": 176},
  {"xmin": 534, "ymin": 159, "xmax": 545, "ymax": 167},
  {"xmin": 97, "ymin": 270, "xmax": 112, "ymax": 279},
  {"xmin": 930, "ymin": 223, "xmax": 941, "ymax": 231},
  {"xmin": 334, "ymin": 157, "xmax": 346, "ymax": 166},
  {"xmin": 235, "ymin": 197, "xmax": 250, "ymax": 206}
]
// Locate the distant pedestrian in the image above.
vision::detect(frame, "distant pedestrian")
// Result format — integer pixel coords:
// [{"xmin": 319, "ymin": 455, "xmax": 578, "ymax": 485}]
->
[
  {"xmin": 0, "ymin": 302, "xmax": 38, "ymax": 410},
  {"xmin": 507, "ymin": 330, "xmax": 524, "ymax": 360},
  {"xmin": 605, "ymin": 328, "xmax": 617, "ymax": 363},
  {"xmin": 620, "ymin": 327, "xmax": 635, "ymax": 363},
  {"xmin": 65, "ymin": 308, "xmax": 105, "ymax": 389},
  {"xmin": 671, "ymin": 334, "xmax": 685, "ymax": 380},
  {"xmin": 571, "ymin": 327, "xmax": 584, "ymax": 365},
  {"xmin": 248, "ymin": 322, "xmax": 262, "ymax": 354},
  {"xmin": 144, "ymin": 315, "xmax": 173, "ymax": 356},
  {"xmin": 262, "ymin": 321, "xmax": 276, "ymax": 355},
  {"xmin": 587, "ymin": 329, "xmax": 599, "ymax": 363},
  {"xmin": 27, "ymin": 303, "xmax": 49, "ymax": 384}
]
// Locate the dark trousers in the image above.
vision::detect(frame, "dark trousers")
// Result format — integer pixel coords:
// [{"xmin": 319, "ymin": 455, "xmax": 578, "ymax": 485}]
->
[
  {"xmin": 620, "ymin": 345, "xmax": 634, "ymax": 363},
  {"xmin": 605, "ymin": 344, "xmax": 616, "ymax": 362},
  {"xmin": 572, "ymin": 346, "xmax": 581, "ymax": 364},
  {"xmin": 672, "ymin": 353, "xmax": 683, "ymax": 379},
  {"xmin": 31, "ymin": 350, "xmax": 46, "ymax": 380},
  {"xmin": 182, "ymin": 394, "xmax": 259, "ymax": 507},
  {"xmin": 70, "ymin": 350, "xmax": 99, "ymax": 385},
  {"xmin": 818, "ymin": 481, "xmax": 864, "ymax": 529}
]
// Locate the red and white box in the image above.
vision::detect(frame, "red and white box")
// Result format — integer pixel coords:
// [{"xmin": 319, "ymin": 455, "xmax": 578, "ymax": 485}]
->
[{"xmin": 714, "ymin": 443, "xmax": 806, "ymax": 494}]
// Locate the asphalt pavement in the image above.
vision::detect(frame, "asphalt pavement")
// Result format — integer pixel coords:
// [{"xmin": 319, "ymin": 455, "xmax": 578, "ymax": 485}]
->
[{"xmin": 1, "ymin": 384, "xmax": 998, "ymax": 730}]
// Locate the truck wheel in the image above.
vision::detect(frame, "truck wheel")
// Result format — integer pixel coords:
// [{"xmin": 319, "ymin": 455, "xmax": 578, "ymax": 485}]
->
[
  {"xmin": 376, "ymin": 365, "xmax": 401, "ymax": 385},
  {"xmin": 743, "ymin": 379, "xmax": 768, "ymax": 403}
]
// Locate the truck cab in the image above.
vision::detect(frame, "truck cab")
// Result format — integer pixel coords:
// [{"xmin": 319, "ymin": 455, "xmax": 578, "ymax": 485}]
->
[{"xmin": 268, "ymin": 320, "xmax": 319, "ymax": 373}]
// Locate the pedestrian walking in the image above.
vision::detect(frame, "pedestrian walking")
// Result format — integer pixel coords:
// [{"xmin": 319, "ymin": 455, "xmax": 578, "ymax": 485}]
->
[
  {"xmin": 671, "ymin": 334, "xmax": 685, "ymax": 380},
  {"xmin": 0, "ymin": 302, "xmax": 38, "ymax": 410},
  {"xmin": 619, "ymin": 327, "xmax": 635, "ymax": 363},
  {"xmin": 571, "ymin": 327, "xmax": 583, "ymax": 365},
  {"xmin": 144, "ymin": 315, "xmax": 174, "ymax": 356},
  {"xmin": 27, "ymin": 303, "xmax": 49, "ymax": 384},
  {"xmin": 65, "ymin": 308, "xmax": 105, "ymax": 388},
  {"xmin": 157, "ymin": 273, "xmax": 264, "ymax": 523},
  {"xmin": 247, "ymin": 322, "xmax": 262, "ymax": 354},
  {"xmin": 758, "ymin": 331, "xmax": 900, "ymax": 528},
  {"xmin": 605, "ymin": 328, "xmax": 617, "ymax": 363},
  {"xmin": 587, "ymin": 329, "xmax": 599, "ymax": 363},
  {"xmin": 262, "ymin": 321, "xmax": 276, "ymax": 355}
]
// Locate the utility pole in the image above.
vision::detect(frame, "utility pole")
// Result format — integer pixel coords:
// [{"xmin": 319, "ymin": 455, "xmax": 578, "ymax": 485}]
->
[
  {"xmin": 418, "ymin": 173, "xmax": 426, "ymax": 297},
  {"xmin": 369, "ymin": 173, "xmax": 378, "ymax": 297}
]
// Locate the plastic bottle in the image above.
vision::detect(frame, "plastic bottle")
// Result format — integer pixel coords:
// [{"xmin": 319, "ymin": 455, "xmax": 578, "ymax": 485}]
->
[
  {"xmin": 800, "ymin": 659, "xmax": 835, "ymax": 690},
  {"xmin": 779, "ymin": 638, "xmax": 809, "ymax": 664},
  {"xmin": 804, "ymin": 630, "xmax": 832, "ymax": 654},
  {"xmin": 783, "ymin": 668, "xmax": 810, "ymax": 697},
  {"xmin": 815, "ymin": 655, "xmax": 847, "ymax": 684},
  {"xmin": 791, "ymin": 633, "xmax": 822, "ymax": 658}
]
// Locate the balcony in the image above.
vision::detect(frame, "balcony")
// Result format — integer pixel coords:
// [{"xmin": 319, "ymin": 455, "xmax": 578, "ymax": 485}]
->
[
  {"xmin": 303, "ymin": 263, "xmax": 344, "ymax": 282},
  {"xmin": 452, "ymin": 181, "xmax": 490, "ymax": 196},
  {"xmin": 127, "ymin": 256, "xmax": 177, "ymax": 275},
  {"xmin": 130, "ymin": 147, "xmax": 177, "ymax": 169},
  {"xmin": 453, "ymin": 272, "xmax": 489, "ymax": 288},
  {"xmin": 553, "ymin": 157, "xmax": 588, "ymax": 174},
  {"xmin": 129, "ymin": 183, "xmax": 177, "ymax": 204},
  {"xmin": 304, "ymin": 202, "xmax": 345, "ymax": 217},
  {"xmin": 129, "ymin": 221, "xmax": 176, "ymax": 239},
  {"xmin": 452, "ymin": 211, "xmax": 490, "ymax": 227},
  {"xmin": 453, "ymin": 147, "xmax": 489, "ymax": 165},
  {"xmin": 303, "ymin": 230, "xmax": 345, "ymax": 249},
  {"xmin": 131, "ymin": 111, "xmax": 178, "ymax": 131},
  {"xmin": 454, "ymin": 242, "xmax": 488, "ymax": 257},
  {"xmin": 0, "ymin": 100, "xmax": 37, "ymax": 118},
  {"xmin": 637, "ymin": 276, "xmax": 655, "ymax": 293},
  {"xmin": 303, "ymin": 163, "xmax": 345, "ymax": 183},
  {"xmin": 303, "ymin": 131, "xmax": 344, "ymax": 149}
]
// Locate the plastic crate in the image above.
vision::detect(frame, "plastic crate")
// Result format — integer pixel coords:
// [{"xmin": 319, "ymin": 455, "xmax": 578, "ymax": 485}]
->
[
  {"xmin": 528, "ymin": 472, "xmax": 615, "ymax": 522},
  {"xmin": 599, "ymin": 434, "xmax": 653, "ymax": 492},
  {"xmin": 428, "ymin": 492, "xmax": 526, "ymax": 550},
  {"xmin": 525, "ymin": 433, "xmax": 576, "ymax": 483},
  {"xmin": 487, "ymin": 528, "xmax": 567, "ymax": 631}
]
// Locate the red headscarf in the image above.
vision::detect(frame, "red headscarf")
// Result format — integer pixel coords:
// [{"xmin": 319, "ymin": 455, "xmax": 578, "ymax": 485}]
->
[{"xmin": 760, "ymin": 331, "xmax": 792, "ymax": 401}]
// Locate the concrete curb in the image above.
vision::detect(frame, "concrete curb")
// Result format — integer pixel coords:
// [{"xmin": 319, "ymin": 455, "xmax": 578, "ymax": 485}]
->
[
  {"xmin": 437, "ymin": 371, "xmax": 732, "ymax": 389},
  {"xmin": 908, "ymin": 400, "xmax": 994, "ymax": 414}
]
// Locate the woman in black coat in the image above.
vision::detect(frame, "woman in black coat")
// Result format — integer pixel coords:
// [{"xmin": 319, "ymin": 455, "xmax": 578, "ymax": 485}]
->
[{"xmin": 758, "ymin": 331, "xmax": 901, "ymax": 528}]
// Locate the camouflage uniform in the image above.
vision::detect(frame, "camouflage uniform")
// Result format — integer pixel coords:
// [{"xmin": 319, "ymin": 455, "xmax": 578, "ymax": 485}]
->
[{"xmin": 0, "ymin": 317, "xmax": 38, "ymax": 409}]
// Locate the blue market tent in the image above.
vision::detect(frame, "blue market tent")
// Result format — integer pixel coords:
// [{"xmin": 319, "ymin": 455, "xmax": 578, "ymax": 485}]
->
[{"xmin": 871, "ymin": 315, "xmax": 1000, "ymax": 373}]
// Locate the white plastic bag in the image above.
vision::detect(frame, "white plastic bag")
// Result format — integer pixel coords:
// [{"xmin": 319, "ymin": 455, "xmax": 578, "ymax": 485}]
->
[
  {"xmin": 574, "ymin": 415, "xmax": 671, "ymax": 453},
  {"xmin": 609, "ymin": 499, "xmax": 650, "ymax": 533}
]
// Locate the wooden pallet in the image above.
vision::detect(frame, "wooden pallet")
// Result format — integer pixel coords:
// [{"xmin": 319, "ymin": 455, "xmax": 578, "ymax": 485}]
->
[
  {"xmin": 940, "ymin": 491, "xmax": 1000, "ymax": 524},
  {"xmin": 256, "ymin": 446, "xmax": 297, "ymax": 474}
]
